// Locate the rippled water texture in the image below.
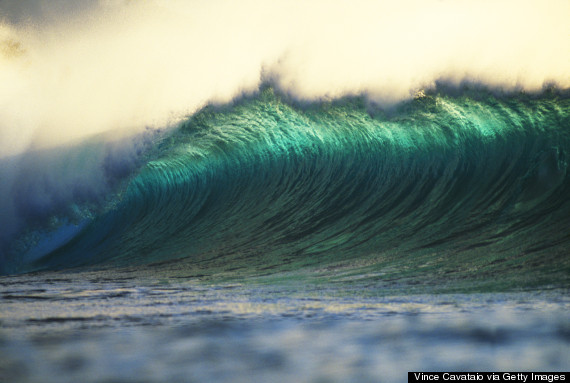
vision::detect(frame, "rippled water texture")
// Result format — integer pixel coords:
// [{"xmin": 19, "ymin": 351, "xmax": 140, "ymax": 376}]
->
[{"xmin": 1, "ymin": 269, "xmax": 569, "ymax": 383}]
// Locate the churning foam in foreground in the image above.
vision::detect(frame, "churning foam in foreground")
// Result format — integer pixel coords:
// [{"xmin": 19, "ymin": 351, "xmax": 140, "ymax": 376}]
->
[{"xmin": 0, "ymin": 0, "xmax": 569, "ymax": 156}]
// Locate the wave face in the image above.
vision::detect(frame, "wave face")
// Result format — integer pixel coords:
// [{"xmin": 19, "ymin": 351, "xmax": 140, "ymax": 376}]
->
[{"xmin": 2, "ymin": 88, "xmax": 569, "ymax": 290}]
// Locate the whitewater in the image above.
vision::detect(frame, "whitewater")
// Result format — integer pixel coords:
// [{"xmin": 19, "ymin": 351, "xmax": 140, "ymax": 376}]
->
[{"xmin": 0, "ymin": 1, "xmax": 569, "ymax": 382}]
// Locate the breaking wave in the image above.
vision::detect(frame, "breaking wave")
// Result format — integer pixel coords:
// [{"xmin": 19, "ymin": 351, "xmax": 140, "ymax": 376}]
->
[{"xmin": 2, "ymin": 86, "xmax": 568, "ymax": 291}]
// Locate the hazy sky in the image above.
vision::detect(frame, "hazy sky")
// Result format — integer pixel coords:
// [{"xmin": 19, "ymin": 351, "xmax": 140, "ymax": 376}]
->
[{"xmin": 1, "ymin": 0, "xmax": 569, "ymax": 155}]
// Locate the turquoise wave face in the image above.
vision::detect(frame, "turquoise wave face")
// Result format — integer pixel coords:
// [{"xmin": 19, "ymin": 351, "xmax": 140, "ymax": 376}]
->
[{"xmin": 3, "ymin": 87, "xmax": 570, "ymax": 291}]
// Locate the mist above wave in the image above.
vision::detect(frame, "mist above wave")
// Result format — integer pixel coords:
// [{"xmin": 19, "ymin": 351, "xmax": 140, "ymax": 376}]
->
[{"xmin": 1, "ymin": 0, "xmax": 568, "ymax": 157}]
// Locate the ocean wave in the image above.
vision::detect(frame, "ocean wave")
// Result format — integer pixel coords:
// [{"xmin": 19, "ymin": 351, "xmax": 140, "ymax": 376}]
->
[{"xmin": 2, "ymin": 86, "xmax": 568, "ymax": 291}]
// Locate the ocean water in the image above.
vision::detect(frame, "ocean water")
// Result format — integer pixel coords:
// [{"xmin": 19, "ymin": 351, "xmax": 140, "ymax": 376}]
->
[
  {"xmin": 1, "ymin": 270, "xmax": 569, "ymax": 383},
  {"xmin": 1, "ymin": 87, "xmax": 569, "ymax": 382}
]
